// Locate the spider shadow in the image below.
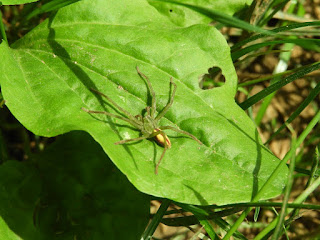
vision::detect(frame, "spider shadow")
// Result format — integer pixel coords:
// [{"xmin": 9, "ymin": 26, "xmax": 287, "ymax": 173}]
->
[
  {"xmin": 86, "ymin": 110, "xmax": 163, "ymax": 171},
  {"xmin": 46, "ymin": 13, "xmax": 175, "ymax": 172},
  {"xmin": 46, "ymin": 14, "xmax": 140, "ymax": 170},
  {"xmin": 84, "ymin": 111, "xmax": 144, "ymax": 167},
  {"xmin": 86, "ymin": 87, "xmax": 172, "ymax": 172}
]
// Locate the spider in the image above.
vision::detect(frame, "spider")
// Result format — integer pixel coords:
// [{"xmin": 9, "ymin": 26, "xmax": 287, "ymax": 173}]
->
[{"xmin": 82, "ymin": 67, "xmax": 202, "ymax": 174}]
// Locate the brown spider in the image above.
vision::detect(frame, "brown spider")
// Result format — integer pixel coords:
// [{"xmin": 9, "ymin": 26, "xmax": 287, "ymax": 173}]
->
[{"xmin": 82, "ymin": 67, "xmax": 202, "ymax": 174}]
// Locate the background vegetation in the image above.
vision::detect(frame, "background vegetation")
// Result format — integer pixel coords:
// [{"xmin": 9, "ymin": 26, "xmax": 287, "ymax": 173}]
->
[{"xmin": 0, "ymin": 0, "xmax": 320, "ymax": 239}]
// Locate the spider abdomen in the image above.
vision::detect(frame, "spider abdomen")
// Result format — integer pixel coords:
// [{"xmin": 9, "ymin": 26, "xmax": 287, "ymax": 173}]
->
[{"xmin": 154, "ymin": 129, "xmax": 171, "ymax": 148}]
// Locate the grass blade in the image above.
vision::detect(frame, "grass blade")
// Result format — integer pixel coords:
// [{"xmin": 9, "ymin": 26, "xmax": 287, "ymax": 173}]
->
[
  {"xmin": 141, "ymin": 199, "xmax": 171, "ymax": 240},
  {"xmin": 266, "ymin": 81, "xmax": 320, "ymax": 143},
  {"xmin": 151, "ymin": 0, "xmax": 274, "ymax": 35},
  {"xmin": 239, "ymin": 62, "xmax": 320, "ymax": 110}
]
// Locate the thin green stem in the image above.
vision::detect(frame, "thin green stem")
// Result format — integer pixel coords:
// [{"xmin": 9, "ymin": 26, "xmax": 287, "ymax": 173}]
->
[
  {"xmin": 239, "ymin": 62, "xmax": 320, "ymax": 110},
  {"xmin": 140, "ymin": 199, "xmax": 171, "ymax": 240},
  {"xmin": 305, "ymin": 147, "xmax": 319, "ymax": 189},
  {"xmin": 287, "ymin": 147, "xmax": 319, "ymax": 229},
  {"xmin": 212, "ymin": 202, "xmax": 320, "ymax": 210},
  {"xmin": 222, "ymin": 208, "xmax": 252, "ymax": 240},
  {"xmin": 0, "ymin": 8, "xmax": 8, "ymax": 43},
  {"xmin": 266, "ymin": 82, "xmax": 320, "ymax": 144},
  {"xmin": 175, "ymin": 203, "xmax": 220, "ymax": 240},
  {"xmin": 272, "ymin": 128, "xmax": 296, "ymax": 240}
]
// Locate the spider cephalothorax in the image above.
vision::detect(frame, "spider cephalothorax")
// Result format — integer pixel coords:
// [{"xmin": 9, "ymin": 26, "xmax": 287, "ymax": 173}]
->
[{"xmin": 82, "ymin": 67, "xmax": 202, "ymax": 174}]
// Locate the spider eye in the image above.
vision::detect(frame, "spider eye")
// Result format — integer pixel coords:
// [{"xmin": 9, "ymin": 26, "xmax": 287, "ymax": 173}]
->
[{"xmin": 154, "ymin": 129, "xmax": 171, "ymax": 148}]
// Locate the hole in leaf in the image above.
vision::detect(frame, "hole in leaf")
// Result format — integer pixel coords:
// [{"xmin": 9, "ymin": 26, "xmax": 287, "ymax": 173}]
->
[{"xmin": 199, "ymin": 66, "xmax": 226, "ymax": 89}]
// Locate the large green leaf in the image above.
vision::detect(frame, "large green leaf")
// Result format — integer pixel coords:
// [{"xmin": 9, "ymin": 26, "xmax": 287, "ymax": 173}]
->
[
  {"xmin": 0, "ymin": 131, "xmax": 149, "ymax": 240},
  {"xmin": 0, "ymin": 0, "xmax": 288, "ymax": 205},
  {"xmin": 0, "ymin": 216, "xmax": 21, "ymax": 240}
]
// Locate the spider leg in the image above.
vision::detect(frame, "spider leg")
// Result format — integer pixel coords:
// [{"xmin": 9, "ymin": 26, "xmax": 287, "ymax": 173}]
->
[
  {"xmin": 115, "ymin": 129, "xmax": 169, "ymax": 174},
  {"xmin": 115, "ymin": 129, "xmax": 164, "ymax": 145},
  {"xmin": 155, "ymin": 77, "xmax": 177, "ymax": 122},
  {"xmin": 82, "ymin": 108, "xmax": 143, "ymax": 129},
  {"xmin": 146, "ymin": 106, "xmax": 151, "ymax": 116},
  {"xmin": 159, "ymin": 125, "xmax": 202, "ymax": 145},
  {"xmin": 154, "ymin": 130, "xmax": 169, "ymax": 174},
  {"xmin": 89, "ymin": 88, "xmax": 141, "ymax": 126},
  {"xmin": 136, "ymin": 67, "xmax": 156, "ymax": 118},
  {"xmin": 114, "ymin": 135, "xmax": 149, "ymax": 145}
]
